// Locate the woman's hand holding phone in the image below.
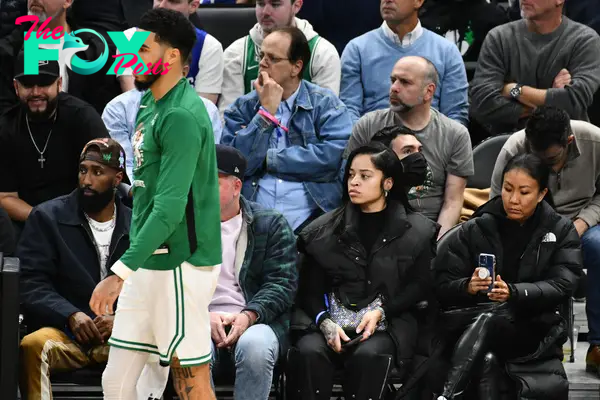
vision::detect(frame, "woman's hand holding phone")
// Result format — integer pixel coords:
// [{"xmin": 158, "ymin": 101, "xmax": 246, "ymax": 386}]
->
[
  {"xmin": 467, "ymin": 268, "xmax": 493, "ymax": 295},
  {"xmin": 488, "ymin": 275, "xmax": 510, "ymax": 303},
  {"xmin": 342, "ymin": 335, "xmax": 362, "ymax": 349}
]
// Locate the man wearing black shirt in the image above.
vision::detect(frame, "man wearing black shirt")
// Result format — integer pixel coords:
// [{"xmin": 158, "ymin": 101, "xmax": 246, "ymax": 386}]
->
[{"xmin": 0, "ymin": 54, "xmax": 108, "ymax": 230}]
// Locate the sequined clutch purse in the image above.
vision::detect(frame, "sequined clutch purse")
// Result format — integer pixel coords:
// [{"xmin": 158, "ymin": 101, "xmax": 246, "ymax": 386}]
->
[{"xmin": 328, "ymin": 292, "xmax": 387, "ymax": 332}]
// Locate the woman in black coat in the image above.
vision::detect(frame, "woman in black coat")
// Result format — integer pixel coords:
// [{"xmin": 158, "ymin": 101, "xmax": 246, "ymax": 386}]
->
[
  {"xmin": 435, "ymin": 154, "xmax": 582, "ymax": 400},
  {"xmin": 287, "ymin": 143, "xmax": 438, "ymax": 400}
]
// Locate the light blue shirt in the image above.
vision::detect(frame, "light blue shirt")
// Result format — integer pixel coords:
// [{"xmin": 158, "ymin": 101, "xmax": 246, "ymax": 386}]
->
[
  {"xmin": 102, "ymin": 89, "xmax": 222, "ymax": 179},
  {"xmin": 340, "ymin": 27, "xmax": 469, "ymax": 126},
  {"xmin": 254, "ymin": 88, "xmax": 319, "ymax": 231}
]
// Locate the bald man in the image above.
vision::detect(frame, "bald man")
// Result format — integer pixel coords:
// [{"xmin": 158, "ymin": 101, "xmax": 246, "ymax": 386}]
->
[{"xmin": 344, "ymin": 56, "xmax": 474, "ymax": 238}]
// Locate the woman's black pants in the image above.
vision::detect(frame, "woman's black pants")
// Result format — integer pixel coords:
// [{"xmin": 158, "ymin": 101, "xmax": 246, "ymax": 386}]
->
[
  {"xmin": 441, "ymin": 311, "xmax": 523, "ymax": 399},
  {"xmin": 286, "ymin": 332, "xmax": 395, "ymax": 400}
]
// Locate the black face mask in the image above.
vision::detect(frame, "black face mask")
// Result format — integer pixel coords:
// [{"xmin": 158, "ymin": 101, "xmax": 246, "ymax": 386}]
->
[
  {"xmin": 399, "ymin": 152, "xmax": 428, "ymax": 187},
  {"xmin": 78, "ymin": 186, "xmax": 115, "ymax": 214}
]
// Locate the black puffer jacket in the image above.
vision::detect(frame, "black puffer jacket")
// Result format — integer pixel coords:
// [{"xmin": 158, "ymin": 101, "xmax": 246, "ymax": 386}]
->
[
  {"xmin": 294, "ymin": 200, "xmax": 439, "ymax": 370},
  {"xmin": 435, "ymin": 197, "xmax": 583, "ymax": 399},
  {"xmin": 0, "ymin": 0, "xmax": 26, "ymax": 39}
]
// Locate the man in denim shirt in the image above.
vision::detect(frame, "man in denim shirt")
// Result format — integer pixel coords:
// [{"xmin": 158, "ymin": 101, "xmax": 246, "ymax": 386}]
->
[{"xmin": 221, "ymin": 27, "xmax": 352, "ymax": 233}]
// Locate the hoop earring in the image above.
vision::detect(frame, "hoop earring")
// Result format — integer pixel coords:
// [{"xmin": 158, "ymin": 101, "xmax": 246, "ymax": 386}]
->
[{"xmin": 384, "ymin": 190, "xmax": 389, "ymax": 198}]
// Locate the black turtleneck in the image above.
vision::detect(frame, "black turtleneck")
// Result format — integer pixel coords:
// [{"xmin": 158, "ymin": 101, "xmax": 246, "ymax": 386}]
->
[
  {"xmin": 357, "ymin": 206, "xmax": 387, "ymax": 255},
  {"xmin": 496, "ymin": 205, "xmax": 541, "ymax": 283}
]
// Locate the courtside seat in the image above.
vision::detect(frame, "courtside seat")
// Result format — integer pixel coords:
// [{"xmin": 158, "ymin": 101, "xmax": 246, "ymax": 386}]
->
[
  {"xmin": 52, "ymin": 368, "xmax": 105, "ymax": 399},
  {"xmin": 335, "ymin": 368, "xmax": 404, "ymax": 400},
  {"xmin": 285, "ymin": 299, "xmax": 432, "ymax": 400},
  {"xmin": 52, "ymin": 366, "xmax": 104, "ymax": 386},
  {"xmin": 0, "ymin": 255, "xmax": 20, "ymax": 399},
  {"xmin": 191, "ymin": 5, "xmax": 256, "ymax": 50}
]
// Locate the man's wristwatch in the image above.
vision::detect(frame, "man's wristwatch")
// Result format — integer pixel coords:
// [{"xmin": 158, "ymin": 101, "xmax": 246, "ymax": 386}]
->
[{"xmin": 510, "ymin": 83, "xmax": 523, "ymax": 100}]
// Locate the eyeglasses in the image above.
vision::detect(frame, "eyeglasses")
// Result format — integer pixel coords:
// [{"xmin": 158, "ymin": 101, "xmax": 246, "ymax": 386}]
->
[{"xmin": 258, "ymin": 52, "xmax": 289, "ymax": 65}]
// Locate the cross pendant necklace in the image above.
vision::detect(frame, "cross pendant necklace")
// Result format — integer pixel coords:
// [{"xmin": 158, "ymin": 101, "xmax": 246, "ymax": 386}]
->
[{"xmin": 26, "ymin": 111, "xmax": 57, "ymax": 169}]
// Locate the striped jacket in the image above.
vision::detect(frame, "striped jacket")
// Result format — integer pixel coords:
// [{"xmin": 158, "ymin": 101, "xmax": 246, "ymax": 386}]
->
[{"xmin": 237, "ymin": 196, "xmax": 298, "ymax": 354}]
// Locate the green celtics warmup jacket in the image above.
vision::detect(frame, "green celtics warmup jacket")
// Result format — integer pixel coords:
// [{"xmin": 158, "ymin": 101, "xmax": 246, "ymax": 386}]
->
[{"xmin": 111, "ymin": 78, "xmax": 222, "ymax": 280}]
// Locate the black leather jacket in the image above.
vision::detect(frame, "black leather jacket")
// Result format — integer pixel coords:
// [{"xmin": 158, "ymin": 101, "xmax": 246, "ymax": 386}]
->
[{"xmin": 295, "ymin": 200, "xmax": 439, "ymax": 368}]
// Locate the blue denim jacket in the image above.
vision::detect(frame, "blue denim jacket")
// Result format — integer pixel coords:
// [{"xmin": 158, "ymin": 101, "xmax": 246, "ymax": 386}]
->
[{"xmin": 221, "ymin": 80, "xmax": 352, "ymax": 213}]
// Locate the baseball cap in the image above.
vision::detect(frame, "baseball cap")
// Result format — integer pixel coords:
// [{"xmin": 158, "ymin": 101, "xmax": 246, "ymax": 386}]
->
[
  {"xmin": 14, "ymin": 50, "xmax": 60, "ymax": 88},
  {"xmin": 80, "ymin": 138, "xmax": 131, "ymax": 185},
  {"xmin": 216, "ymin": 144, "xmax": 247, "ymax": 180}
]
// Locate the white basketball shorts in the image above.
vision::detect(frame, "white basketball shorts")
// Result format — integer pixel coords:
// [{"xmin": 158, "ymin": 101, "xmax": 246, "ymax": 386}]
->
[{"xmin": 108, "ymin": 262, "xmax": 220, "ymax": 367}]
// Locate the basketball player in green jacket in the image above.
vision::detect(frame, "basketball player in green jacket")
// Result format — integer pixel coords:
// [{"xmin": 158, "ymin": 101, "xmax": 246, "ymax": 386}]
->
[{"xmin": 90, "ymin": 8, "xmax": 222, "ymax": 400}]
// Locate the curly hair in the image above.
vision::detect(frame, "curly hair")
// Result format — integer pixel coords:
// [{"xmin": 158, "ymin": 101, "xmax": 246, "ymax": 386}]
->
[
  {"xmin": 525, "ymin": 106, "xmax": 571, "ymax": 151},
  {"xmin": 139, "ymin": 8, "xmax": 197, "ymax": 66}
]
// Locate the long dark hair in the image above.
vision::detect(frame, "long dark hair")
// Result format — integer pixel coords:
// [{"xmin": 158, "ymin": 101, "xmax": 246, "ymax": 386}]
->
[
  {"xmin": 501, "ymin": 153, "xmax": 555, "ymax": 208},
  {"xmin": 343, "ymin": 142, "xmax": 413, "ymax": 211}
]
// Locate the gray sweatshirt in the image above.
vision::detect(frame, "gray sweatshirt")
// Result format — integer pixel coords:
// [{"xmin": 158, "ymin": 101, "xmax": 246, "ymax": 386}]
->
[
  {"xmin": 471, "ymin": 17, "xmax": 600, "ymax": 133},
  {"xmin": 490, "ymin": 121, "xmax": 600, "ymax": 228}
]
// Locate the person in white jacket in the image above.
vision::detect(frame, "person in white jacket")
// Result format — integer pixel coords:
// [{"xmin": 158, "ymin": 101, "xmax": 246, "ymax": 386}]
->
[{"xmin": 218, "ymin": 0, "xmax": 340, "ymax": 116}]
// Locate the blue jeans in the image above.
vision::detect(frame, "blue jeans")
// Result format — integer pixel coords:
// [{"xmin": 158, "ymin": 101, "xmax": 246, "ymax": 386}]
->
[
  {"xmin": 583, "ymin": 225, "xmax": 600, "ymax": 344},
  {"xmin": 210, "ymin": 324, "xmax": 279, "ymax": 400}
]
